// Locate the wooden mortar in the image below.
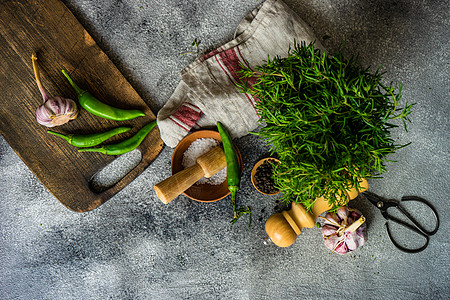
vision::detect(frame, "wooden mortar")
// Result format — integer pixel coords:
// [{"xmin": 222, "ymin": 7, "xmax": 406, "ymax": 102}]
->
[{"xmin": 154, "ymin": 146, "xmax": 227, "ymax": 204}]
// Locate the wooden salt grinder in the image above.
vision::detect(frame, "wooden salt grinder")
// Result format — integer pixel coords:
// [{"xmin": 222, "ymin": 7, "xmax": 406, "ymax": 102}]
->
[
  {"xmin": 154, "ymin": 146, "xmax": 226, "ymax": 204},
  {"xmin": 265, "ymin": 179, "xmax": 369, "ymax": 247}
]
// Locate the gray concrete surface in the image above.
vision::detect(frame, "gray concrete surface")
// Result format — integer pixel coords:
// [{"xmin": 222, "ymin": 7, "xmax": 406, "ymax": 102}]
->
[{"xmin": 1, "ymin": 0, "xmax": 449, "ymax": 299}]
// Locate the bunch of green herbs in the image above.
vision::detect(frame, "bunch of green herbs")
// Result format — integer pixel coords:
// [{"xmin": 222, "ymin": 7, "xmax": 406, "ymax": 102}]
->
[{"xmin": 237, "ymin": 42, "xmax": 413, "ymax": 210}]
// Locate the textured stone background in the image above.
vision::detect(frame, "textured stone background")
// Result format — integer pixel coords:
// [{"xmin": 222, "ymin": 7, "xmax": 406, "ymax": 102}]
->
[{"xmin": 1, "ymin": 0, "xmax": 449, "ymax": 299}]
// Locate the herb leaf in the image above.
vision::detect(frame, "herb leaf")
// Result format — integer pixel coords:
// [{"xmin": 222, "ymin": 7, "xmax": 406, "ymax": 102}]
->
[{"xmin": 237, "ymin": 41, "xmax": 413, "ymax": 209}]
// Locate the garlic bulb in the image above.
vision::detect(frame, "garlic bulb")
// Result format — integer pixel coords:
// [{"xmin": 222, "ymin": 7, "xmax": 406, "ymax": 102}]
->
[
  {"xmin": 32, "ymin": 53, "xmax": 78, "ymax": 127},
  {"xmin": 320, "ymin": 207, "xmax": 367, "ymax": 255}
]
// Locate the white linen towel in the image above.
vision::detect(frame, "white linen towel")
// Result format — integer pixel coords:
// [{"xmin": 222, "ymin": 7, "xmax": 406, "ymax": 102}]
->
[{"xmin": 157, "ymin": 0, "xmax": 325, "ymax": 147}]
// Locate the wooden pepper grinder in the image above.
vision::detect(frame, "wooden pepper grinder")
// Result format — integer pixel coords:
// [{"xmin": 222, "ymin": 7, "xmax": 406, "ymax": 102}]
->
[{"xmin": 265, "ymin": 179, "xmax": 369, "ymax": 247}]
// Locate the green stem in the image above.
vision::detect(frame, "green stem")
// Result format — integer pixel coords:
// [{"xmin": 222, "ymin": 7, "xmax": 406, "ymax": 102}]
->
[
  {"xmin": 47, "ymin": 130, "xmax": 72, "ymax": 144},
  {"xmin": 61, "ymin": 69, "xmax": 85, "ymax": 97},
  {"xmin": 230, "ymin": 187, "xmax": 237, "ymax": 218},
  {"xmin": 78, "ymin": 146, "xmax": 107, "ymax": 154}
]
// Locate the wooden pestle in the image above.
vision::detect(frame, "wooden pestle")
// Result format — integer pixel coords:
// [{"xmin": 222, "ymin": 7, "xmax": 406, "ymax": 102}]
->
[
  {"xmin": 154, "ymin": 146, "xmax": 227, "ymax": 204},
  {"xmin": 265, "ymin": 178, "xmax": 369, "ymax": 247}
]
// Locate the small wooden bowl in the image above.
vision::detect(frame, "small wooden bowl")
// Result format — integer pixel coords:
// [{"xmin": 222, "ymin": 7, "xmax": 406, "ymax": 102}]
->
[
  {"xmin": 171, "ymin": 130, "xmax": 243, "ymax": 203},
  {"xmin": 251, "ymin": 157, "xmax": 281, "ymax": 195}
]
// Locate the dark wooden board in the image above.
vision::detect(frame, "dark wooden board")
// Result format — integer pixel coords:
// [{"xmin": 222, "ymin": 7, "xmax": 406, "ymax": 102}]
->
[{"xmin": 0, "ymin": 0, "xmax": 164, "ymax": 212}]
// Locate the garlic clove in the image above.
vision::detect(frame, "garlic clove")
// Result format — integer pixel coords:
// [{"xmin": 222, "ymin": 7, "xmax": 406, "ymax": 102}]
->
[
  {"xmin": 334, "ymin": 240, "xmax": 348, "ymax": 255},
  {"xmin": 323, "ymin": 236, "xmax": 337, "ymax": 250},
  {"xmin": 325, "ymin": 211, "xmax": 341, "ymax": 225},
  {"xmin": 336, "ymin": 207, "xmax": 349, "ymax": 224},
  {"xmin": 344, "ymin": 232, "xmax": 359, "ymax": 251},
  {"xmin": 322, "ymin": 224, "xmax": 338, "ymax": 236},
  {"xmin": 355, "ymin": 226, "xmax": 367, "ymax": 247}
]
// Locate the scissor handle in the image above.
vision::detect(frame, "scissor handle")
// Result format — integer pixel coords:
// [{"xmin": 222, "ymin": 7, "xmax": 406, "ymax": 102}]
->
[
  {"xmin": 385, "ymin": 219, "xmax": 429, "ymax": 253},
  {"xmin": 383, "ymin": 196, "xmax": 439, "ymax": 253},
  {"xmin": 399, "ymin": 196, "xmax": 440, "ymax": 236}
]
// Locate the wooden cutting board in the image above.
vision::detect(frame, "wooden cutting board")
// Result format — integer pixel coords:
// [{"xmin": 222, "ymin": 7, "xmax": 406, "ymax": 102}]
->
[{"xmin": 0, "ymin": 0, "xmax": 164, "ymax": 212}]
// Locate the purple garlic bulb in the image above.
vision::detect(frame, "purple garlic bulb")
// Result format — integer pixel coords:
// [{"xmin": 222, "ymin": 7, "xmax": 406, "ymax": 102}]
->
[
  {"xmin": 32, "ymin": 53, "xmax": 79, "ymax": 127},
  {"xmin": 321, "ymin": 207, "xmax": 367, "ymax": 255}
]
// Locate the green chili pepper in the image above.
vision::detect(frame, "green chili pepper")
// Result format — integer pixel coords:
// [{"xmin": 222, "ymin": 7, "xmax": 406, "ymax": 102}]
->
[
  {"xmin": 78, "ymin": 120, "xmax": 157, "ymax": 155},
  {"xmin": 217, "ymin": 121, "xmax": 251, "ymax": 226},
  {"xmin": 61, "ymin": 69, "xmax": 145, "ymax": 121},
  {"xmin": 47, "ymin": 127, "xmax": 131, "ymax": 148}
]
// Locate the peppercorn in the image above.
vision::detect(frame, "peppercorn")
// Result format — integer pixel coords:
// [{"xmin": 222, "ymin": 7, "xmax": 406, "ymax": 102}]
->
[{"xmin": 254, "ymin": 159, "xmax": 279, "ymax": 194}]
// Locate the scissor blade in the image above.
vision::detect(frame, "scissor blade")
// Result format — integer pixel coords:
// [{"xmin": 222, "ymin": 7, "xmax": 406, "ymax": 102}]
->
[{"xmin": 362, "ymin": 191, "xmax": 382, "ymax": 207}]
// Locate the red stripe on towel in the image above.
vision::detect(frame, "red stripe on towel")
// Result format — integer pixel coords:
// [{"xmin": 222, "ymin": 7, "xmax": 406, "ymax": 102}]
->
[
  {"xmin": 216, "ymin": 47, "xmax": 256, "ymax": 110},
  {"xmin": 236, "ymin": 46, "xmax": 250, "ymax": 69},
  {"xmin": 219, "ymin": 47, "xmax": 243, "ymax": 83},
  {"xmin": 235, "ymin": 46, "xmax": 257, "ymax": 87},
  {"xmin": 215, "ymin": 51, "xmax": 236, "ymax": 87},
  {"xmin": 172, "ymin": 103, "xmax": 203, "ymax": 128},
  {"xmin": 184, "ymin": 102, "xmax": 201, "ymax": 112},
  {"xmin": 235, "ymin": 46, "xmax": 259, "ymax": 108},
  {"xmin": 201, "ymin": 48, "xmax": 221, "ymax": 62},
  {"xmin": 169, "ymin": 102, "xmax": 203, "ymax": 131},
  {"xmin": 169, "ymin": 116, "xmax": 190, "ymax": 131}
]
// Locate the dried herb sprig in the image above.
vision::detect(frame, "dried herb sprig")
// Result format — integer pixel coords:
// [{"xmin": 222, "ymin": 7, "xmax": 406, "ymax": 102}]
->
[
  {"xmin": 179, "ymin": 38, "xmax": 201, "ymax": 55},
  {"xmin": 231, "ymin": 206, "xmax": 252, "ymax": 228},
  {"xmin": 237, "ymin": 41, "xmax": 413, "ymax": 210}
]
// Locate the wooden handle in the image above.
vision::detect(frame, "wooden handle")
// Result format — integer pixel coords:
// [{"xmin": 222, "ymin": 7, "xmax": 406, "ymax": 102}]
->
[
  {"xmin": 265, "ymin": 178, "xmax": 369, "ymax": 247},
  {"xmin": 196, "ymin": 146, "xmax": 227, "ymax": 177},
  {"xmin": 154, "ymin": 146, "xmax": 226, "ymax": 204},
  {"xmin": 155, "ymin": 164, "xmax": 206, "ymax": 204}
]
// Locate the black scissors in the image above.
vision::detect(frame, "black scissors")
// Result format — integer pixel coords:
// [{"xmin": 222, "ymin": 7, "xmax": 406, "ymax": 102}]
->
[{"xmin": 361, "ymin": 191, "xmax": 439, "ymax": 253}]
